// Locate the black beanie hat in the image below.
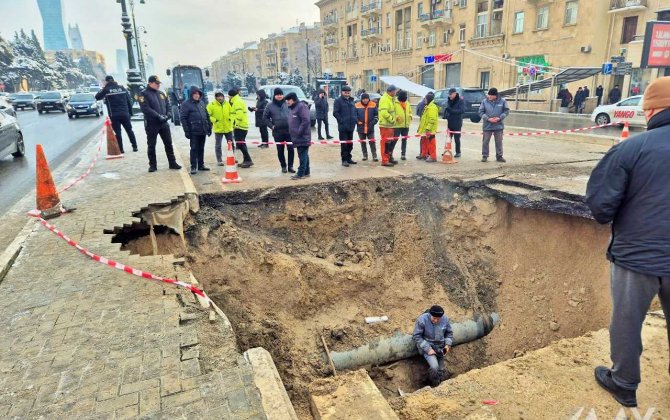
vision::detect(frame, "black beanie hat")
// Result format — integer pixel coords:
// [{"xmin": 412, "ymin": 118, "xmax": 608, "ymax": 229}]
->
[
  {"xmin": 488, "ymin": 87, "xmax": 498, "ymax": 96},
  {"xmin": 397, "ymin": 90, "xmax": 408, "ymax": 102},
  {"xmin": 228, "ymin": 88, "xmax": 238, "ymax": 97},
  {"xmin": 284, "ymin": 92, "xmax": 298, "ymax": 102},
  {"xmin": 274, "ymin": 87, "xmax": 284, "ymax": 96},
  {"xmin": 429, "ymin": 305, "xmax": 444, "ymax": 317},
  {"xmin": 361, "ymin": 93, "xmax": 370, "ymax": 100}
]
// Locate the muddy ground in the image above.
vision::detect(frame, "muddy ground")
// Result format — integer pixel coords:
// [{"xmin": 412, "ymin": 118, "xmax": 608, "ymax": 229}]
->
[{"xmin": 171, "ymin": 176, "xmax": 614, "ymax": 418}]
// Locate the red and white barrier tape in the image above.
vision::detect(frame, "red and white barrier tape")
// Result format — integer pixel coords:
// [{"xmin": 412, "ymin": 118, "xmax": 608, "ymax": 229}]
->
[
  {"xmin": 58, "ymin": 126, "xmax": 106, "ymax": 193},
  {"xmin": 32, "ymin": 215, "xmax": 209, "ymax": 299}
]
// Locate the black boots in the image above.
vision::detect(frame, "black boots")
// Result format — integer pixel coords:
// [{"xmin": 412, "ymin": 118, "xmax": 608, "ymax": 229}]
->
[{"xmin": 594, "ymin": 366, "xmax": 637, "ymax": 407}]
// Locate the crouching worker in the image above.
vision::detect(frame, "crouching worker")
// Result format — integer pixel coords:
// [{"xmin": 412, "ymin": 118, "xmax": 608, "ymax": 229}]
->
[{"xmin": 412, "ymin": 305, "xmax": 453, "ymax": 387}]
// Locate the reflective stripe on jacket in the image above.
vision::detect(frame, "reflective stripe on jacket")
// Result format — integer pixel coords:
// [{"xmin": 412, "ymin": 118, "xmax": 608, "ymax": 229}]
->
[
  {"xmin": 355, "ymin": 101, "xmax": 378, "ymax": 134},
  {"xmin": 206, "ymin": 100, "xmax": 233, "ymax": 134}
]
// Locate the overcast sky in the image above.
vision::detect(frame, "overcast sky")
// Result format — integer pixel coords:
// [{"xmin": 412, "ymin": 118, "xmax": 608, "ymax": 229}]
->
[{"xmin": 0, "ymin": 0, "xmax": 320, "ymax": 76}]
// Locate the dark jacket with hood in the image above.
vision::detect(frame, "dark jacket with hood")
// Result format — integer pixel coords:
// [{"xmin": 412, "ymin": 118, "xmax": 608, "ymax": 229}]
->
[
  {"xmin": 333, "ymin": 94, "xmax": 357, "ymax": 132},
  {"xmin": 314, "ymin": 90, "xmax": 329, "ymax": 120},
  {"xmin": 355, "ymin": 99, "xmax": 378, "ymax": 134},
  {"xmin": 609, "ymin": 87, "xmax": 622, "ymax": 104},
  {"xmin": 179, "ymin": 86, "xmax": 211, "ymax": 138},
  {"xmin": 586, "ymin": 108, "xmax": 670, "ymax": 277},
  {"xmin": 250, "ymin": 90, "xmax": 269, "ymax": 128},
  {"xmin": 445, "ymin": 93, "xmax": 465, "ymax": 129},
  {"xmin": 96, "ymin": 81, "xmax": 133, "ymax": 119},
  {"xmin": 288, "ymin": 100, "xmax": 311, "ymax": 147},
  {"xmin": 263, "ymin": 96, "xmax": 290, "ymax": 140}
]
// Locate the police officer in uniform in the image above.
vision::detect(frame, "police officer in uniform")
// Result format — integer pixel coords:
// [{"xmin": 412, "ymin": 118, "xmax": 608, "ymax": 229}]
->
[
  {"xmin": 138, "ymin": 75, "xmax": 181, "ymax": 172},
  {"xmin": 96, "ymin": 75, "xmax": 137, "ymax": 153}
]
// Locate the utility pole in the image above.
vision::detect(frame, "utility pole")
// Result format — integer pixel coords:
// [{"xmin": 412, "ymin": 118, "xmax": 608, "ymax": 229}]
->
[
  {"xmin": 129, "ymin": 0, "xmax": 146, "ymax": 80},
  {"xmin": 118, "ymin": 0, "xmax": 142, "ymax": 100}
]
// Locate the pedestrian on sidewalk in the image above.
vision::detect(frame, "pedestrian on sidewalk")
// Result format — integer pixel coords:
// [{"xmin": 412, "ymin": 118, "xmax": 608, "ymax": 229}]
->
[
  {"xmin": 206, "ymin": 91, "xmax": 234, "ymax": 166},
  {"xmin": 596, "ymin": 85, "xmax": 604, "ymax": 106},
  {"xmin": 286, "ymin": 92, "xmax": 311, "ymax": 180},
  {"xmin": 585, "ymin": 76, "xmax": 670, "ymax": 409},
  {"xmin": 263, "ymin": 87, "xmax": 295, "ymax": 174},
  {"xmin": 574, "ymin": 87, "xmax": 585, "ymax": 114},
  {"xmin": 609, "ymin": 85, "xmax": 622, "ymax": 104},
  {"xmin": 412, "ymin": 305, "xmax": 453, "ymax": 387},
  {"xmin": 180, "ymin": 86, "xmax": 212, "ymax": 174},
  {"xmin": 333, "ymin": 85, "xmax": 357, "ymax": 167},
  {"xmin": 478, "ymin": 87, "xmax": 509, "ymax": 163},
  {"xmin": 315, "ymin": 89, "xmax": 333, "ymax": 140},
  {"xmin": 418, "ymin": 92, "xmax": 439, "ymax": 163},
  {"xmin": 394, "ymin": 90, "xmax": 412, "ymax": 161},
  {"xmin": 378, "ymin": 84, "xmax": 399, "ymax": 167},
  {"xmin": 444, "ymin": 88, "xmax": 464, "ymax": 158},
  {"xmin": 96, "ymin": 75, "xmax": 138, "ymax": 153},
  {"xmin": 355, "ymin": 93, "xmax": 378, "ymax": 162},
  {"xmin": 138, "ymin": 75, "xmax": 181, "ymax": 172},
  {"xmin": 249, "ymin": 89, "xmax": 269, "ymax": 148},
  {"xmin": 229, "ymin": 88, "xmax": 253, "ymax": 168}
]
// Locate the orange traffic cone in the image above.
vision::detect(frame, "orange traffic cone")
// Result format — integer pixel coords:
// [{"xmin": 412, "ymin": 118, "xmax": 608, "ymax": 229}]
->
[
  {"xmin": 105, "ymin": 118, "xmax": 124, "ymax": 159},
  {"xmin": 33, "ymin": 144, "xmax": 69, "ymax": 219},
  {"xmin": 617, "ymin": 121, "xmax": 630, "ymax": 144},
  {"xmin": 441, "ymin": 132, "xmax": 458, "ymax": 164},
  {"xmin": 222, "ymin": 141, "xmax": 242, "ymax": 183}
]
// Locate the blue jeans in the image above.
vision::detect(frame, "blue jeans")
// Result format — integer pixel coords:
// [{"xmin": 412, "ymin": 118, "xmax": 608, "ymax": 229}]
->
[
  {"xmin": 297, "ymin": 146, "xmax": 310, "ymax": 177},
  {"xmin": 422, "ymin": 352, "xmax": 445, "ymax": 373}
]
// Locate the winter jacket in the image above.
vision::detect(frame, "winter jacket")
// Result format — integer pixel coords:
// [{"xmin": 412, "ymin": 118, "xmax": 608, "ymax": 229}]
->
[
  {"xmin": 263, "ymin": 98, "xmax": 290, "ymax": 138},
  {"xmin": 206, "ymin": 100, "xmax": 233, "ymax": 134},
  {"xmin": 416, "ymin": 99, "xmax": 426, "ymax": 118},
  {"xmin": 574, "ymin": 90, "xmax": 585, "ymax": 106},
  {"xmin": 250, "ymin": 90, "xmax": 268, "ymax": 128},
  {"xmin": 138, "ymin": 86, "xmax": 169, "ymax": 125},
  {"xmin": 585, "ymin": 108, "xmax": 670, "ymax": 277},
  {"xmin": 229, "ymin": 93, "xmax": 249, "ymax": 130},
  {"xmin": 333, "ymin": 94, "xmax": 357, "ymax": 132},
  {"xmin": 315, "ymin": 92, "xmax": 329, "ymax": 120},
  {"xmin": 355, "ymin": 101, "xmax": 378, "ymax": 135},
  {"xmin": 558, "ymin": 90, "xmax": 572, "ymax": 108},
  {"xmin": 478, "ymin": 97, "xmax": 510, "ymax": 131},
  {"xmin": 609, "ymin": 87, "xmax": 622, "ymax": 104},
  {"xmin": 596, "ymin": 86, "xmax": 604, "ymax": 98},
  {"xmin": 418, "ymin": 101, "xmax": 439, "ymax": 134},
  {"xmin": 445, "ymin": 94, "xmax": 465, "ymax": 129},
  {"xmin": 378, "ymin": 92, "xmax": 398, "ymax": 128},
  {"xmin": 179, "ymin": 86, "xmax": 211, "ymax": 138},
  {"xmin": 395, "ymin": 100, "xmax": 413, "ymax": 129},
  {"xmin": 288, "ymin": 100, "xmax": 311, "ymax": 147},
  {"xmin": 412, "ymin": 312, "xmax": 454, "ymax": 355},
  {"xmin": 95, "ymin": 81, "xmax": 133, "ymax": 119}
]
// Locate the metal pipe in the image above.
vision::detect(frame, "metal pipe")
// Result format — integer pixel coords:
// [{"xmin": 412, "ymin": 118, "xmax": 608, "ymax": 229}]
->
[{"xmin": 326, "ymin": 313, "xmax": 500, "ymax": 371}]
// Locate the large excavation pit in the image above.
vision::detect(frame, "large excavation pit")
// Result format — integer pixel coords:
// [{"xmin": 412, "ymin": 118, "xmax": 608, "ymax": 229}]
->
[{"xmin": 179, "ymin": 176, "xmax": 613, "ymax": 417}]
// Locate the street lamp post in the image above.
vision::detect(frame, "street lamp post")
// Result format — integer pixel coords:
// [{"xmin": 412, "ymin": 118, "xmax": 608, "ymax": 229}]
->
[
  {"xmin": 117, "ymin": 0, "xmax": 143, "ymax": 100},
  {"xmin": 129, "ymin": 0, "xmax": 147, "ymax": 80}
]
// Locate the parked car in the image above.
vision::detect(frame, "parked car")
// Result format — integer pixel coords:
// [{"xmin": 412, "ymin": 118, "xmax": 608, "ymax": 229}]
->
[
  {"xmin": 258, "ymin": 84, "xmax": 316, "ymax": 127},
  {"xmin": 0, "ymin": 109, "xmax": 25, "ymax": 159},
  {"xmin": 591, "ymin": 95, "xmax": 646, "ymax": 127},
  {"xmin": 8, "ymin": 93, "xmax": 18, "ymax": 103},
  {"xmin": 354, "ymin": 92, "xmax": 381, "ymax": 104},
  {"xmin": 238, "ymin": 86, "xmax": 249, "ymax": 97},
  {"xmin": 433, "ymin": 87, "xmax": 487, "ymax": 123},
  {"xmin": 0, "ymin": 97, "xmax": 16, "ymax": 117},
  {"xmin": 36, "ymin": 91, "xmax": 66, "ymax": 114},
  {"xmin": 66, "ymin": 93, "xmax": 102, "ymax": 119},
  {"xmin": 12, "ymin": 93, "xmax": 36, "ymax": 111}
]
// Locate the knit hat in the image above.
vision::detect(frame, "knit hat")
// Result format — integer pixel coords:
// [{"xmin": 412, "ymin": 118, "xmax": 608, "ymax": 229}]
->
[
  {"xmin": 488, "ymin": 87, "xmax": 498, "ymax": 96},
  {"xmin": 642, "ymin": 77, "xmax": 670, "ymax": 110},
  {"xmin": 397, "ymin": 90, "xmax": 408, "ymax": 102},
  {"xmin": 284, "ymin": 92, "xmax": 298, "ymax": 102},
  {"xmin": 274, "ymin": 87, "xmax": 284, "ymax": 96},
  {"xmin": 342, "ymin": 85, "xmax": 352, "ymax": 92},
  {"xmin": 386, "ymin": 84, "xmax": 398, "ymax": 92},
  {"xmin": 448, "ymin": 87, "xmax": 457, "ymax": 94},
  {"xmin": 429, "ymin": 305, "xmax": 444, "ymax": 317},
  {"xmin": 105, "ymin": 75, "xmax": 114, "ymax": 82},
  {"xmin": 228, "ymin": 88, "xmax": 238, "ymax": 97},
  {"xmin": 361, "ymin": 93, "xmax": 370, "ymax": 100}
]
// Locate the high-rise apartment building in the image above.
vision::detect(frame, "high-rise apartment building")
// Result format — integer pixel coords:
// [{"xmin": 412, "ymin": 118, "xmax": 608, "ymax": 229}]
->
[
  {"xmin": 36, "ymin": 0, "xmax": 69, "ymax": 50},
  {"xmin": 68, "ymin": 24, "xmax": 84, "ymax": 50},
  {"xmin": 116, "ymin": 49, "xmax": 129, "ymax": 74}
]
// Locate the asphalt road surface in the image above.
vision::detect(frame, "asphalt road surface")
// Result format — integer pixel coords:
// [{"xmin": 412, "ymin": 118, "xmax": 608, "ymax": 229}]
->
[{"xmin": 0, "ymin": 108, "xmax": 104, "ymax": 214}]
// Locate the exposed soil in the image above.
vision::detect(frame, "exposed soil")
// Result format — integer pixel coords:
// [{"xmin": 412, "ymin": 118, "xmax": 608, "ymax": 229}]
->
[{"xmin": 179, "ymin": 176, "xmax": 613, "ymax": 418}]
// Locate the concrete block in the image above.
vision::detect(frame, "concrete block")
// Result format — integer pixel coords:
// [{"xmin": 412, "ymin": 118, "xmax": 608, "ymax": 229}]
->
[
  {"xmin": 243, "ymin": 347, "xmax": 298, "ymax": 420},
  {"xmin": 309, "ymin": 369, "xmax": 398, "ymax": 420}
]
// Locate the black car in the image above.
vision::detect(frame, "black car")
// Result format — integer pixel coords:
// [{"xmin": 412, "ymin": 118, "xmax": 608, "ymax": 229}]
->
[
  {"xmin": 36, "ymin": 91, "xmax": 66, "ymax": 114},
  {"xmin": 66, "ymin": 93, "xmax": 102, "ymax": 119},
  {"xmin": 12, "ymin": 93, "xmax": 36, "ymax": 111},
  {"xmin": 434, "ymin": 87, "xmax": 487, "ymax": 123}
]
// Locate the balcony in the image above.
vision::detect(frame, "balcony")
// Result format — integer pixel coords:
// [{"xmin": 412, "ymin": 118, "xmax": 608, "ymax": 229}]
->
[
  {"xmin": 420, "ymin": 9, "xmax": 453, "ymax": 28},
  {"xmin": 324, "ymin": 38, "xmax": 339, "ymax": 49},
  {"xmin": 361, "ymin": 27, "xmax": 383, "ymax": 40},
  {"xmin": 361, "ymin": 1, "xmax": 383, "ymax": 16},
  {"xmin": 394, "ymin": 0, "xmax": 412, "ymax": 6},
  {"xmin": 265, "ymin": 50, "xmax": 276, "ymax": 57},
  {"xmin": 469, "ymin": 32, "xmax": 505, "ymax": 47},
  {"xmin": 323, "ymin": 15, "xmax": 339, "ymax": 31},
  {"xmin": 609, "ymin": 0, "xmax": 647, "ymax": 12}
]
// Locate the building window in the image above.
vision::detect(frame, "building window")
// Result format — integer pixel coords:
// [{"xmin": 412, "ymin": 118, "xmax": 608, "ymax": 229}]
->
[
  {"xmin": 459, "ymin": 24, "xmax": 466, "ymax": 42},
  {"xmin": 513, "ymin": 11, "xmax": 524, "ymax": 33},
  {"xmin": 405, "ymin": 29, "xmax": 412, "ymax": 49},
  {"xmin": 443, "ymin": 30, "xmax": 450, "ymax": 44},
  {"xmin": 417, "ymin": 32, "xmax": 424, "ymax": 48},
  {"xmin": 480, "ymin": 71, "xmax": 490, "ymax": 90},
  {"xmin": 418, "ymin": 3, "xmax": 424, "ymax": 19},
  {"xmin": 476, "ymin": 13, "xmax": 488, "ymax": 38},
  {"xmin": 564, "ymin": 1, "xmax": 578, "ymax": 25},
  {"xmin": 621, "ymin": 16, "xmax": 638, "ymax": 44},
  {"xmin": 386, "ymin": 12, "xmax": 391, "ymax": 27},
  {"xmin": 428, "ymin": 30, "xmax": 436, "ymax": 47},
  {"xmin": 396, "ymin": 30, "xmax": 403, "ymax": 50},
  {"xmin": 536, "ymin": 6, "xmax": 549, "ymax": 30},
  {"xmin": 459, "ymin": 0, "xmax": 467, "ymax": 8}
]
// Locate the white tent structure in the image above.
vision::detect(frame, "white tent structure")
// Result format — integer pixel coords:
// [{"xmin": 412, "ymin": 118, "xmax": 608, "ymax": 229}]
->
[{"xmin": 379, "ymin": 76, "xmax": 433, "ymax": 97}]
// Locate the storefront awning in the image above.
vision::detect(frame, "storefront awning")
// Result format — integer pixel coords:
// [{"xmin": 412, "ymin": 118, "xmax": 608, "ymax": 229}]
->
[{"xmin": 380, "ymin": 76, "xmax": 433, "ymax": 97}]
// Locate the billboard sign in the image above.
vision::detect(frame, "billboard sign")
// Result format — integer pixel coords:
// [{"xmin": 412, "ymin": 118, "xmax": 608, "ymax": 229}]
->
[{"xmin": 641, "ymin": 21, "xmax": 670, "ymax": 68}]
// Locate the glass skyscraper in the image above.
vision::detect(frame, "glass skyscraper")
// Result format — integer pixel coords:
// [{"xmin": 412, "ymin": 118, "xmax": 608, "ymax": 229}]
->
[{"xmin": 36, "ymin": 0, "xmax": 69, "ymax": 50}]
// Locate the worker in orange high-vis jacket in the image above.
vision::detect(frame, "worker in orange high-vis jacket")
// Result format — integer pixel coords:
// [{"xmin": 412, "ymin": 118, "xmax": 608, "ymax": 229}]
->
[
  {"xmin": 355, "ymin": 93, "xmax": 379, "ymax": 161},
  {"xmin": 378, "ymin": 84, "xmax": 399, "ymax": 167},
  {"xmin": 418, "ymin": 92, "xmax": 439, "ymax": 162}
]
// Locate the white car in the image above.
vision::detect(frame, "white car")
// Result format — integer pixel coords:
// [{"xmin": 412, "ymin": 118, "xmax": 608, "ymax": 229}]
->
[
  {"xmin": 591, "ymin": 95, "xmax": 646, "ymax": 127},
  {"xmin": 0, "ymin": 109, "xmax": 25, "ymax": 159}
]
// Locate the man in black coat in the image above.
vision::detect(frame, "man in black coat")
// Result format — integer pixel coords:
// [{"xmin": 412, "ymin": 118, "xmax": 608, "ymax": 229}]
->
[
  {"xmin": 333, "ymin": 85, "xmax": 357, "ymax": 167},
  {"xmin": 96, "ymin": 75, "xmax": 137, "ymax": 153},
  {"xmin": 180, "ymin": 86, "xmax": 212, "ymax": 174},
  {"xmin": 315, "ymin": 89, "xmax": 332, "ymax": 140},
  {"xmin": 586, "ymin": 77, "xmax": 670, "ymax": 408},
  {"xmin": 596, "ymin": 85, "xmax": 604, "ymax": 106},
  {"xmin": 609, "ymin": 85, "xmax": 622, "ymax": 104},
  {"xmin": 444, "ymin": 88, "xmax": 464, "ymax": 158},
  {"xmin": 249, "ymin": 89, "xmax": 269, "ymax": 148},
  {"xmin": 138, "ymin": 75, "xmax": 181, "ymax": 172},
  {"xmin": 263, "ymin": 87, "xmax": 295, "ymax": 173}
]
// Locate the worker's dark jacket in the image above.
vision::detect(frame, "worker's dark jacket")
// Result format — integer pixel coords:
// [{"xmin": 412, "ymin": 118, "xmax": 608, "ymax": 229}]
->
[
  {"xmin": 586, "ymin": 108, "xmax": 670, "ymax": 277},
  {"xmin": 315, "ymin": 94, "xmax": 329, "ymax": 120},
  {"xmin": 138, "ymin": 87, "xmax": 169, "ymax": 125},
  {"xmin": 263, "ymin": 98, "xmax": 290, "ymax": 140},
  {"xmin": 445, "ymin": 94, "xmax": 465, "ymax": 129},
  {"xmin": 333, "ymin": 95, "xmax": 356, "ymax": 132},
  {"xmin": 355, "ymin": 101, "xmax": 378, "ymax": 134},
  {"xmin": 412, "ymin": 312, "xmax": 454, "ymax": 356},
  {"xmin": 95, "ymin": 81, "xmax": 132, "ymax": 119},
  {"xmin": 179, "ymin": 87, "xmax": 211, "ymax": 137}
]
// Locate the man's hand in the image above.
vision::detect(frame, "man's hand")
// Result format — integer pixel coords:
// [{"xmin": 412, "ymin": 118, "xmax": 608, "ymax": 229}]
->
[
  {"xmin": 427, "ymin": 348, "xmax": 436, "ymax": 356},
  {"xmin": 184, "ymin": 133, "xmax": 191, "ymax": 139},
  {"xmin": 158, "ymin": 115, "xmax": 169, "ymax": 123},
  {"xmin": 444, "ymin": 346, "xmax": 451, "ymax": 353}
]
